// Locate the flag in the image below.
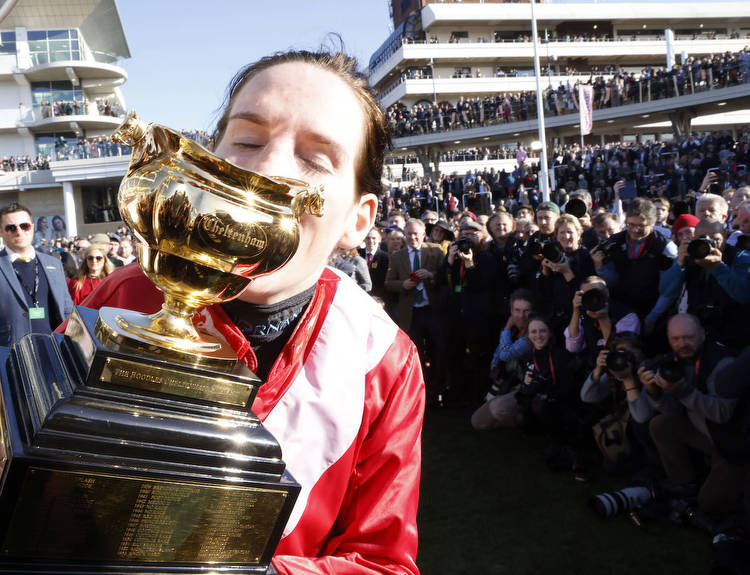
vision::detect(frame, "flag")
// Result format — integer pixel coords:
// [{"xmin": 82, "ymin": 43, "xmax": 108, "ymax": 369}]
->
[{"xmin": 578, "ymin": 84, "xmax": 594, "ymax": 136}]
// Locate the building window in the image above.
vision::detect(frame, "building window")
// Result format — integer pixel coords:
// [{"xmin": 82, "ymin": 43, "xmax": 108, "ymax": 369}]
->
[
  {"xmin": 0, "ymin": 31, "xmax": 16, "ymax": 54},
  {"xmin": 28, "ymin": 29, "xmax": 80, "ymax": 66},
  {"xmin": 81, "ymin": 182, "xmax": 122, "ymax": 224},
  {"xmin": 34, "ymin": 131, "xmax": 77, "ymax": 158},
  {"xmin": 30, "ymin": 81, "xmax": 84, "ymax": 119}
]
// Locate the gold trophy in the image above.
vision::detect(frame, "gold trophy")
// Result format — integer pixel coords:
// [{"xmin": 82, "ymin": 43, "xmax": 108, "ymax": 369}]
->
[{"xmin": 0, "ymin": 112, "xmax": 323, "ymax": 574}]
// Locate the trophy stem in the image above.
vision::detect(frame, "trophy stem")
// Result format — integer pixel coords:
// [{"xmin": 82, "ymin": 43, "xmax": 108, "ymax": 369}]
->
[{"xmin": 111, "ymin": 296, "xmax": 222, "ymax": 354}]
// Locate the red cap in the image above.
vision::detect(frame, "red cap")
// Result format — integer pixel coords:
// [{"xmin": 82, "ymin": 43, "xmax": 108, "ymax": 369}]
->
[{"xmin": 672, "ymin": 214, "xmax": 700, "ymax": 237}]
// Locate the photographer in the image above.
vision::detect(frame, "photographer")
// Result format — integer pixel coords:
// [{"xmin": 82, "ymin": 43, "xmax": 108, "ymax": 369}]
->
[
  {"xmin": 593, "ymin": 197, "xmax": 677, "ymax": 318},
  {"xmin": 472, "ymin": 315, "xmax": 572, "ymax": 431},
  {"xmin": 726, "ymin": 199, "xmax": 750, "ymax": 250},
  {"xmin": 658, "ymin": 219, "xmax": 750, "ymax": 347},
  {"xmin": 638, "ymin": 314, "xmax": 742, "ymax": 518},
  {"xmin": 565, "ymin": 275, "xmax": 640, "ymax": 369},
  {"xmin": 580, "ymin": 334, "xmax": 658, "ymax": 471},
  {"xmin": 442, "ymin": 219, "xmax": 500, "ymax": 403},
  {"xmin": 535, "ymin": 214, "xmax": 595, "ymax": 337},
  {"xmin": 517, "ymin": 201, "xmax": 560, "ymax": 288}
]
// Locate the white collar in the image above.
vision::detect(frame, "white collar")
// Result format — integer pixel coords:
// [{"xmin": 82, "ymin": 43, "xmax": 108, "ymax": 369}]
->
[{"xmin": 5, "ymin": 245, "xmax": 36, "ymax": 263}]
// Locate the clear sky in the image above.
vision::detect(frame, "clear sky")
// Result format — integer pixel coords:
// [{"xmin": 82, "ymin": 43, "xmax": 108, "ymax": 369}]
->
[{"xmin": 116, "ymin": 1, "xmax": 392, "ymax": 133}]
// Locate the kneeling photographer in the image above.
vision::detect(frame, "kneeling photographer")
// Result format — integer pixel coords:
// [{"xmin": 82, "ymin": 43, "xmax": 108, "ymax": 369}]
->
[
  {"xmin": 658, "ymin": 219, "xmax": 750, "ymax": 348},
  {"xmin": 471, "ymin": 315, "xmax": 573, "ymax": 433},
  {"xmin": 580, "ymin": 334, "xmax": 659, "ymax": 473},
  {"xmin": 565, "ymin": 275, "xmax": 641, "ymax": 371},
  {"xmin": 638, "ymin": 314, "xmax": 742, "ymax": 519}
]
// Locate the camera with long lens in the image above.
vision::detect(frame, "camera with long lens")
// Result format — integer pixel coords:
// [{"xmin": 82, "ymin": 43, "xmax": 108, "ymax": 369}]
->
[
  {"xmin": 565, "ymin": 197, "xmax": 588, "ymax": 219},
  {"xmin": 541, "ymin": 241, "xmax": 565, "ymax": 263},
  {"xmin": 590, "ymin": 486, "xmax": 655, "ymax": 519},
  {"xmin": 606, "ymin": 348, "xmax": 635, "ymax": 373},
  {"xmin": 643, "ymin": 354, "xmax": 685, "ymax": 384},
  {"xmin": 687, "ymin": 235, "xmax": 717, "ymax": 260},
  {"xmin": 581, "ymin": 287, "xmax": 608, "ymax": 312},
  {"xmin": 591, "ymin": 236, "xmax": 622, "ymax": 263},
  {"xmin": 455, "ymin": 237, "xmax": 473, "ymax": 254}
]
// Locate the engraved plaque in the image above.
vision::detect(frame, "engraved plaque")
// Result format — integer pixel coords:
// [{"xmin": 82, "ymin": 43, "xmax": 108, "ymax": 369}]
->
[
  {"xmin": 2, "ymin": 468, "xmax": 288, "ymax": 564},
  {"xmin": 100, "ymin": 357, "xmax": 254, "ymax": 408}
]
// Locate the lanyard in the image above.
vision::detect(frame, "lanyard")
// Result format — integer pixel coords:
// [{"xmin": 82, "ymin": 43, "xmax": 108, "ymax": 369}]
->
[
  {"xmin": 13, "ymin": 257, "xmax": 40, "ymax": 307},
  {"xmin": 533, "ymin": 348, "xmax": 557, "ymax": 386},
  {"xmin": 627, "ymin": 235, "xmax": 652, "ymax": 260}
]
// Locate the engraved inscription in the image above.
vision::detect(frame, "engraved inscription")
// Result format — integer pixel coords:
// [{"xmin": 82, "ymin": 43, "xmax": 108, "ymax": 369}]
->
[
  {"xmin": 100, "ymin": 357, "xmax": 253, "ymax": 407},
  {"xmin": 2, "ymin": 468, "xmax": 288, "ymax": 564},
  {"xmin": 199, "ymin": 215, "xmax": 267, "ymax": 251}
]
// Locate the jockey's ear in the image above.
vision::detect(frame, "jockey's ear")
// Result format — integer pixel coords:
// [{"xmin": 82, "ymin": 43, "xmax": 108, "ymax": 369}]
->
[{"xmin": 337, "ymin": 193, "xmax": 378, "ymax": 250}]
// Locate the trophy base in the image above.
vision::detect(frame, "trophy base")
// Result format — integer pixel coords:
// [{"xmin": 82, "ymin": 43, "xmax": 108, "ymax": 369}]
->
[{"xmin": 0, "ymin": 308, "xmax": 300, "ymax": 574}]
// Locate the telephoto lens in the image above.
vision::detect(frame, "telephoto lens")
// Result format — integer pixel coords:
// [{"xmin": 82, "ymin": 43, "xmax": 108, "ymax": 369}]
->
[
  {"xmin": 565, "ymin": 198, "xmax": 588, "ymax": 219},
  {"xmin": 657, "ymin": 356, "xmax": 685, "ymax": 384},
  {"xmin": 581, "ymin": 288, "xmax": 607, "ymax": 312},
  {"xmin": 541, "ymin": 241, "xmax": 565, "ymax": 263},
  {"xmin": 589, "ymin": 486, "xmax": 655, "ymax": 519}
]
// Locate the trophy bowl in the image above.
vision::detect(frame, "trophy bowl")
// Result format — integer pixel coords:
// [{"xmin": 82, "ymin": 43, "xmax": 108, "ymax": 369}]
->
[{"xmin": 100, "ymin": 111, "xmax": 325, "ymax": 361}]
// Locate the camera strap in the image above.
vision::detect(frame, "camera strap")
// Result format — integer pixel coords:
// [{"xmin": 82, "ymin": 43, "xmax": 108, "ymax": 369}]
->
[
  {"xmin": 627, "ymin": 235, "xmax": 652, "ymax": 260},
  {"xmin": 533, "ymin": 349, "xmax": 557, "ymax": 386}
]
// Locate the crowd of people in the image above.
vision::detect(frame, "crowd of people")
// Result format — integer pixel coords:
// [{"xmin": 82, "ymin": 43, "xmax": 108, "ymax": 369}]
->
[
  {"xmin": 37, "ymin": 98, "xmax": 124, "ymax": 119},
  {"xmin": 386, "ymin": 47, "xmax": 750, "ymax": 138},
  {"xmin": 0, "ymin": 129, "xmax": 213, "ymax": 172},
  {"xmin": 348, "ymin": 126, "xmax": 750, "ymax": 562}
]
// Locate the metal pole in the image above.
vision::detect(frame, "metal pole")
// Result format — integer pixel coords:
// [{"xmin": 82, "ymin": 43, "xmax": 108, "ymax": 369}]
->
[{"xmin": 530, "ymin": 0, "xmax": 550, "ymax": 202}]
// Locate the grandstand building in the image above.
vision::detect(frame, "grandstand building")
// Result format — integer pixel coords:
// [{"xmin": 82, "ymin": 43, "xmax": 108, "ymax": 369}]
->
[
  {"xmin": 370, "ymin": 0, "xmax": 750, "ymax": 178},
  {"xmin": 0, "ymin": 0, "xmax": 130, "ymax": 237}
]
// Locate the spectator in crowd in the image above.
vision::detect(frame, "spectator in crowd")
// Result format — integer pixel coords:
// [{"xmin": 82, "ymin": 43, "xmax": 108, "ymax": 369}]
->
[
  {"xmin": 359, "ymin": 227, "xmax": 389, "ymax": 300},
  {"xmin": 117, "ymin": 237, "xmax": 136, "ymax": 265},
  {"xmin": 385, "ymin": 227, "xmax": 405, "ymax": 253},
  {"xmin": 329, "ymin": 247, "xmax": 372, "ymax": 292},
  {"xmin": 107, "ymin": 235, "xmax": 124, "ymax": 268},
  {"xmin": 68, "ymin": 242, "xmax": 114, "ymax": 305},
  {"xmin": 0, "ymin": 203, "xmax": 72, "ymax": 346},
  {"xmin": 386, "ymin": 218, "xmax": 445, "ymax": 404}
]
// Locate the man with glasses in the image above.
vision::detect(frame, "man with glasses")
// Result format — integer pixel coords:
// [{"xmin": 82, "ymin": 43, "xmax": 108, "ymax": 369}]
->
[
  {"xmin": 592, "ymin": 197, "xmax": 677, "ymax": 318},
  {"xmin": 0, "ymin": 203, "xmax": 72, "ymax": 346}
]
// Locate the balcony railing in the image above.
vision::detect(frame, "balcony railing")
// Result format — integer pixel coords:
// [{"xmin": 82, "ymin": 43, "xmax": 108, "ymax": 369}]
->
[
  {"xmin": 369, "ymin": 32, "xmax": 749, "ymax": 76},
  {"xmin": 387, "ymin": 60, "xmax": 750, "ymax": 139}
]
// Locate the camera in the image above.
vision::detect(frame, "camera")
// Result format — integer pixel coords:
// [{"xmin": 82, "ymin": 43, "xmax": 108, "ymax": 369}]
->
[
  {"xmin": 541, "ymin": 241, "xmax": 565, "ymax": 264},
  {"xmin": 687, "ymin": 235, "xmax": 717, "ymax": 260},
  {"xmin": 591, "ymin": 236, "xmax": 622, "ymax": 264},
  {"xmin": 565, "ymin": 197, "xmax": 588, "ymax": 219},
  {"xmin": 606, "ymin": 348, "xmax": 635, "ymax": 372},
  {"xmin": 526, "ymin": 237, "xmax": 544, "ymax": 258},
  {"xmin": 643, "ymin": 354, "xmax": 685, "ymax": 384},
  {"xmin": 581, "ymin": 287, "xmax": 608, "ymax": 312},
  {"xmin": 455, "ymin": 237, "xmax": 473, "ymax": 254}
]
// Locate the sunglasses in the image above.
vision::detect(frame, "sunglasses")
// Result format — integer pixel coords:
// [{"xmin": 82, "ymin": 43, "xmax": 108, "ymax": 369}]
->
[
  {"xmin": 87, "ymin": 255, "xmax": 104, "ymax": 262},
  {"xmin": 4, "ymin": 222, "xmax": 32, "ymax": 233}
]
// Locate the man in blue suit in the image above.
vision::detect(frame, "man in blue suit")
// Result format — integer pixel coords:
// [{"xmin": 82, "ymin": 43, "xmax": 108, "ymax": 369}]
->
[{"xmin": 0, "ymin": 203, "xmax": 73, "ymax": 346}]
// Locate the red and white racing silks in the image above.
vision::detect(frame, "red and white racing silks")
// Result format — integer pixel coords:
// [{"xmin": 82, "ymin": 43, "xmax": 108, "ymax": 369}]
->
[{"xmin": 72, "ymin": 264, "xmax": 425, "ymax": 575}]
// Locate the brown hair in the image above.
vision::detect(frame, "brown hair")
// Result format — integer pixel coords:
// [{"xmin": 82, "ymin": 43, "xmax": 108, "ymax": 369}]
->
[
  {"xmin": 212, "ymin": 50, "xmax": 391, "ymax": 198},
  {"xmin": 0, "ymin": 202, "xmax": 32, "ymax": 221},
  {"xmin": 74, "ymin": 244, "xmax": 113, "ymax": 290}
]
